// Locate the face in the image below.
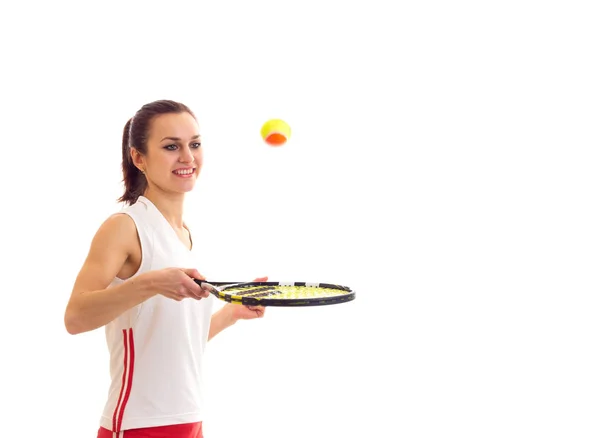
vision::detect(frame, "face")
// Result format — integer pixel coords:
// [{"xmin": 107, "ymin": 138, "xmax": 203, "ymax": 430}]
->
[{"xmin": 132, "ymin": 112, "xmax": 202, "ymax": 196}]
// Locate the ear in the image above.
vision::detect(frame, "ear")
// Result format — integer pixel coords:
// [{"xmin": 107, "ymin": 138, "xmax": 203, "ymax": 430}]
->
[{"xmin": 130, "ymin": 147, "xmax": 146, "ymax": 173}]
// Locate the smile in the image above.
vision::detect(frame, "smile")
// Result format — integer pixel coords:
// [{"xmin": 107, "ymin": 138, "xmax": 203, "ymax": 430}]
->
[{"xmin": 173, "ymin": 168, "xmax": 195, "ymax": 177}]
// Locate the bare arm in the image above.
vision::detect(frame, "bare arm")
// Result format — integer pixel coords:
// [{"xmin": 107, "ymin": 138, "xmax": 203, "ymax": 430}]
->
[
  {"xmin": 208, "ymin": 276, "xmax": 268, "ymax": 341},
  {"xmin": 64, "ymin": 214, "xmax": 156, "ymax": 335},
  {"xmin": 208, "ymin": 306, "xmax": 237, "ymax": 341}
]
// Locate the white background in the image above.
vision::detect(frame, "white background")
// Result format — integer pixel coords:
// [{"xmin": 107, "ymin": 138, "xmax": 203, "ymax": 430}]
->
[{"xmin": 0, "ymin": 1, "xmax": 599, "ymax": 437}]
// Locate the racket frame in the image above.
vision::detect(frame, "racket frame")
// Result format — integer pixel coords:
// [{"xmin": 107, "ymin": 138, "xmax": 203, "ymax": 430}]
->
[{"xmin": 195, "ymin": 280, "xmax": 355, "ymax": 307}]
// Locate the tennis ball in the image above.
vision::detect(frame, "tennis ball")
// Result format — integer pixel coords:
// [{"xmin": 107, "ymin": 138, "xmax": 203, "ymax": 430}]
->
[{"xmin": 261, "ymin": 119, "xmax": 291, "ymax": 146}]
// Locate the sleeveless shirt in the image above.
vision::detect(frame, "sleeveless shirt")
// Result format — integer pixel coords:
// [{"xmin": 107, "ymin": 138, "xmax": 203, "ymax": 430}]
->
[{"xmin": 99, "ymin": 196, "xmax": 214, "ymax": 433}]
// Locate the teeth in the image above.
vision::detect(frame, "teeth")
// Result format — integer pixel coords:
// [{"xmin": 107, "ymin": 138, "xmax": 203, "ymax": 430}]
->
[{"xmin": 174, "ymin": 169, "xmax": 194, "ymax": 175}]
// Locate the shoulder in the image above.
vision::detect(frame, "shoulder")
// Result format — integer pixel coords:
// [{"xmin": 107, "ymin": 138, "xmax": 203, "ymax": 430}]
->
[
  {"xmin": 86, "ymin": 213, "xmax": 137, "ymax": 253},
  {"xmin": 98, "ymin": 203, "xmax": 158, "ymax": 253},
  {"xmin": 100, "ymin": 212, "xmax": 138, "ymax": 237},
  {"xmin": 103, "ymin": 200, "xmax": 152, "ymax": 235}
]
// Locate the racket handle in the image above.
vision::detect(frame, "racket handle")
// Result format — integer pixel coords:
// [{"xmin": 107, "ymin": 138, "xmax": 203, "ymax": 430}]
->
[{"xmin": 194, "ymin": 280, "xmax": 243, "ymax": 287}]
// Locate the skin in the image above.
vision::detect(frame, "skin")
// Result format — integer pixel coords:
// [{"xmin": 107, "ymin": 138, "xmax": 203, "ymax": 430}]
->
[{"xmin": 64, "ymin": 111, "xmax": 266, "ymax": 338}]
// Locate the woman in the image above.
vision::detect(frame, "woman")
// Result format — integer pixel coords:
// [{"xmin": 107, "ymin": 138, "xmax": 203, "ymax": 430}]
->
[{"xmin": 63, "ymin": 99, "xmax": 266, "ymax": 438}]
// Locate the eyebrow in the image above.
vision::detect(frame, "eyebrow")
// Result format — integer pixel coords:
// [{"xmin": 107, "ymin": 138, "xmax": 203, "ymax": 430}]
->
[{"xmin": 161, "ymin": 135, "xmax": 201, "ymax": 142}]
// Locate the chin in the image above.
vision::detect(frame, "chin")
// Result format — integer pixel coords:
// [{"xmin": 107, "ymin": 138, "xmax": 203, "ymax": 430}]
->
[
  {"xmin": 164, "ymin": 181, "xmax": 196, "ymax": 195},
  {"xmin": 178, "ymin": 183, "xmax": 197, "ymax": 193}
]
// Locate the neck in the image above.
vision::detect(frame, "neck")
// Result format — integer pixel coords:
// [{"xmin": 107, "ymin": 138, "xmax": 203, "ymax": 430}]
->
[{"xmin": 142, "ymin": 188, "xmax": 186, "ymax": 229}]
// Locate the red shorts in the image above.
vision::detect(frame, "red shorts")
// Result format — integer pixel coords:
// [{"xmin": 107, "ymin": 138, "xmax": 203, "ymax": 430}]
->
[{"xmin": 97, "ymin": 422, "xmax": 203, "ymax": 438}]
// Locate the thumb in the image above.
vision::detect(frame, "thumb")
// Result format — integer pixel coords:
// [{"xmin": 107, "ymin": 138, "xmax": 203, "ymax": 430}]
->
[
  {"xmin": 180, "ymin": 268, "xmax": 206, "ymax": 281},
  {"xmin": 253, "ymin": 276, "xmax": 268, "ymax": 282}
]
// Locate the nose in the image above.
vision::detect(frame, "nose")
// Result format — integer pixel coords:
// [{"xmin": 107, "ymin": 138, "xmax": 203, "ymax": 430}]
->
[{"xmin": 179, "ymin": 146, "xmax": 195, "ymax": 163}]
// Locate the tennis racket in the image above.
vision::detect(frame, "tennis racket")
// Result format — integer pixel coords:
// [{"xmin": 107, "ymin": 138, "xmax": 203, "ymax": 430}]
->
[{"xmin": 194, "ymin": 280, "xmax": 355, "ymax": 307}]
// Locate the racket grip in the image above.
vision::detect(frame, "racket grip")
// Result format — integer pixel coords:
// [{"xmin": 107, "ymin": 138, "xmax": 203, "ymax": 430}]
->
[{"xmin": 195, "ymin": 280, "xmax": 245, "ymax": 287}]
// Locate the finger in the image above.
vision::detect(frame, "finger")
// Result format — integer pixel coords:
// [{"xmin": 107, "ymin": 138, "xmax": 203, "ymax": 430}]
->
[
  {"xmin": 246, "ymin": 305, "xmax": 265, "ymax": 315},
  {"xmin": 177, "ymin": 285, "xmax": 190, "ymax": 298},
  {"xmin": 252, "ymin": 276, "xmax": 268, "ymax": 282},
  {"xmin": 181, "ymin": 268, "xmax": 206, "ymax": 281},
  {"xmin": 187, "ymin": 289, "xmax": 207, "ymax": 300},
  {"xmin": 195, "ymin": 281, "xmax": 216, "ymax": 296},
  {"xmin": 195, "ymin": 282, "xmax": 212, "ymax": 299},
  {"xmin": 182, "ymin": 277, "xmax": 205, "ymax": 298}
]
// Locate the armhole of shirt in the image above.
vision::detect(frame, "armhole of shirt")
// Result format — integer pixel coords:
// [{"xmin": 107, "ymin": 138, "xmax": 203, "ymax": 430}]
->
[{"xmin": 114, "ymin": 209, "xmax": 155, "ymax": 327}]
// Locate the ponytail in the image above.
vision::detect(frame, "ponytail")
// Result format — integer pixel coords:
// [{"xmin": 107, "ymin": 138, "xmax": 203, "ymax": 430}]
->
[{"xmin": 118, "ymin": 118, "xmax": 147, "ymax": 205}]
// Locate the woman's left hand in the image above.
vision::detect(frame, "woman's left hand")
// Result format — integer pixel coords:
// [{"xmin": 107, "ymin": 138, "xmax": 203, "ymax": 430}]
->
[{"xmin": 228, "ymin": 276, "xmax": 268, "ymax": 321}]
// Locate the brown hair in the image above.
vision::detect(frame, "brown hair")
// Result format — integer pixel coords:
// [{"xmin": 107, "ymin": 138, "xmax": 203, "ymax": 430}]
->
[{"xmin": 118, "ymin": 99, "xmax": 196, "ymax": 205}]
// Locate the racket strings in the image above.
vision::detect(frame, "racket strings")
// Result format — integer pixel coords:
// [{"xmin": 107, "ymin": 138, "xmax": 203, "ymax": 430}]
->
[
  {"xmin": 232, "ymin": 287, "xmax": 283, "ymax": 298},
  {"xmin": 225, "ymin": 285, "xmax": 350, "ymax": 299}
]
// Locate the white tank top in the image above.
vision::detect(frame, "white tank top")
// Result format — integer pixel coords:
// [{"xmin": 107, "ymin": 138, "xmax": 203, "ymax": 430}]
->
[{"xmin": 99, "ymin": 196, "xmax": 213, "ymax": 433}]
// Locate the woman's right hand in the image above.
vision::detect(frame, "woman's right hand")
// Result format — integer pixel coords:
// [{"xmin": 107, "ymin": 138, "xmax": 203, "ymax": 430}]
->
[{"xmin": 140, "ymin": 267, "xmax": 211, "ymax": 301}]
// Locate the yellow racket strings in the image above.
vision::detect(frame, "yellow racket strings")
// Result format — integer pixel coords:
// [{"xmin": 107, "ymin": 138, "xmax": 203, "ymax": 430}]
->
[{"xmin": 224, "ymin": 285, "xmax": 349, "ymax": 299}]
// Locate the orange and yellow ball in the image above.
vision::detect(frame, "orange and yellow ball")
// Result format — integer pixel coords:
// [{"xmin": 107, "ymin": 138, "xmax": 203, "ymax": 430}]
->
[{"xmin": 261, "ymin": 119, "xmax": 291, "ymax": 146}]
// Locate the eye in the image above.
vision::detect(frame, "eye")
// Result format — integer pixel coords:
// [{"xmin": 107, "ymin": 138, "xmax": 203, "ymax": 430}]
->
[
  {"xmin": 191, "ymin": 142, "xmax": 201, "ymax": 149},
  {"xmin": 164, "ymin": 144, "xmax": 177, "ymax": 151}
]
